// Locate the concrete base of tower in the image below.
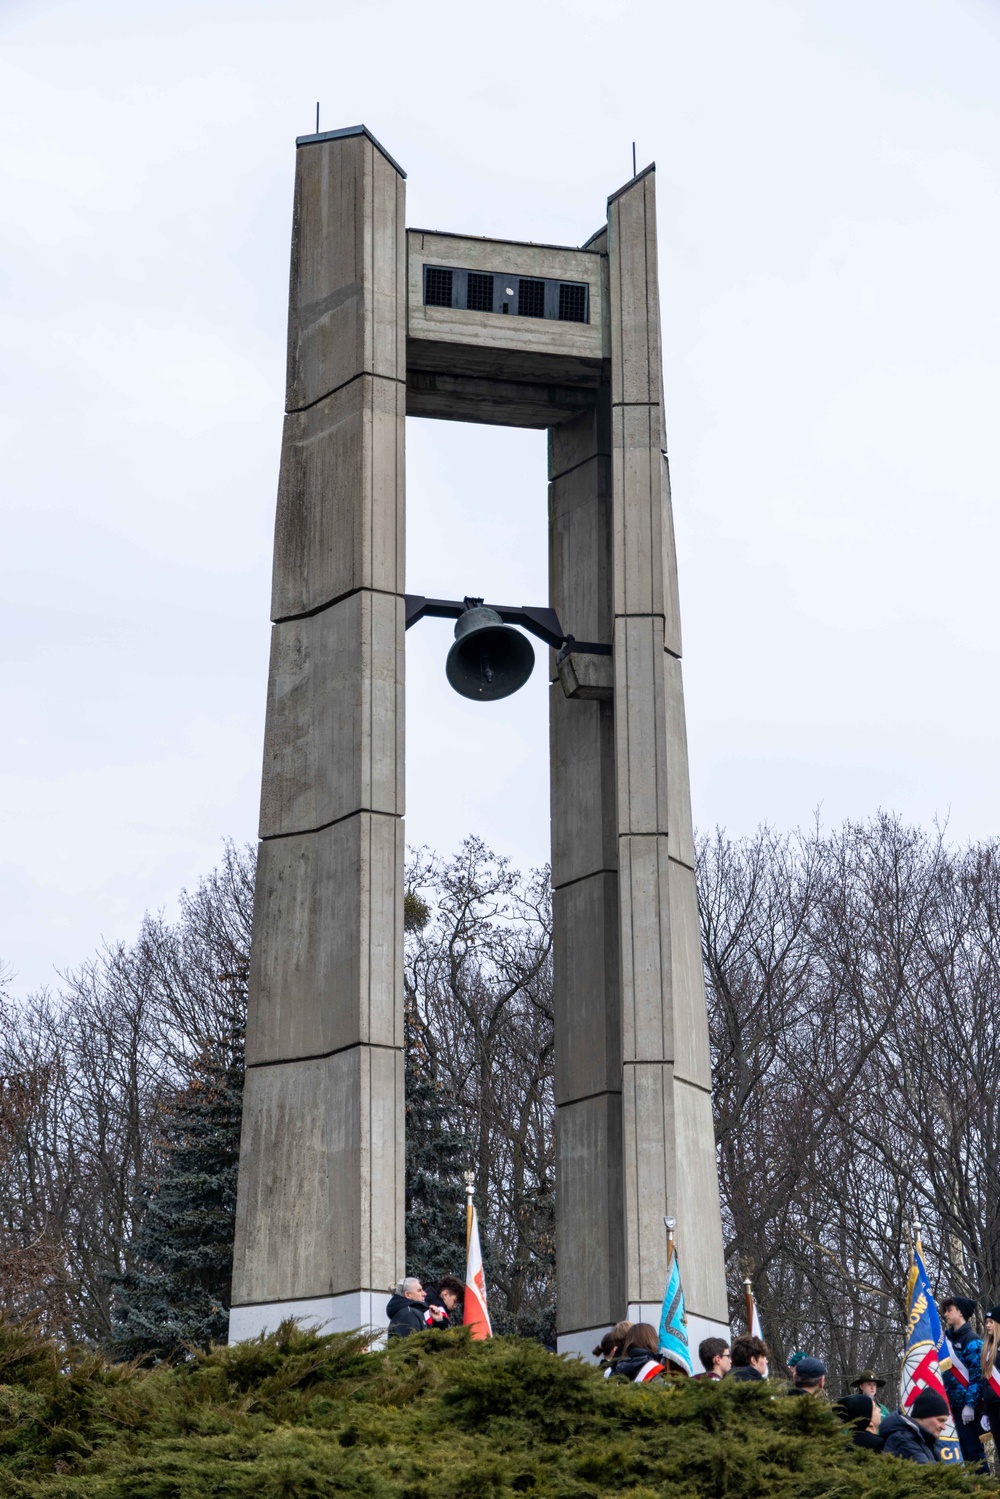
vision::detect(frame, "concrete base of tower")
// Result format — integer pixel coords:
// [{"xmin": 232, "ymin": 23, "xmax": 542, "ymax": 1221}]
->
[{"xmin": 228, "ymin": 1290, "xmax": 390, "ymax": 1345}]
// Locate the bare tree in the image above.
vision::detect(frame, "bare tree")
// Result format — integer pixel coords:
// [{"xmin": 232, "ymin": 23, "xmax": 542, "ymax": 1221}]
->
[
  {"xmin": 404, "ymin": 838, "xmax": 555, "ymax": 1337},
  {"xmin": 0, "ymin": 843, "xmax": 254, "ymax": 1342}
]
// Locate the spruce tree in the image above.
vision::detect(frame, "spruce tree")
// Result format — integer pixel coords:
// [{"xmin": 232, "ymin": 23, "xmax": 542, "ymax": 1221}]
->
[
  {"xmin": 107, "ymin": 1028, "xmax": 243, "ymax": 1360},
  {"xmin": 403, "ymin": 888, "xmax": 467, "ymax": 1285},
  {"xmin": 404, "ymin": 1013, "xmax": 468, "ymax": 1287}
]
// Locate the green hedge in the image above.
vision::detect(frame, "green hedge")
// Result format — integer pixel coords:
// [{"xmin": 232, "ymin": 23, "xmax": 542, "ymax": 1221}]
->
[{"xmin": 0, "ymin": 1320, "xmax": 995, "ymax": 1497}]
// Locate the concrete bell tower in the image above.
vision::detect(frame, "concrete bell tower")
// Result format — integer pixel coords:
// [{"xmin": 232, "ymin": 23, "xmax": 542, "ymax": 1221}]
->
[{"xmin": 229, "ymin": 124, "xmax": 730, "ymax": 1357}]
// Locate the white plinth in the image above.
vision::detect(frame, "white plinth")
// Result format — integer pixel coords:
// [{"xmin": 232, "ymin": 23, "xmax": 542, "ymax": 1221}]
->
[{"xmin": 228, "ymin": 1290, "xmax": 389, "ymax": 1345}]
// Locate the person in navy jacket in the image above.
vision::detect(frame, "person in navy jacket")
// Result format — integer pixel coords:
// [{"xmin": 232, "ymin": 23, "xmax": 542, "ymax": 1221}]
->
[{"xmin": 941, "ymin": 1294, "xmax": 987, "ymax": 1469}]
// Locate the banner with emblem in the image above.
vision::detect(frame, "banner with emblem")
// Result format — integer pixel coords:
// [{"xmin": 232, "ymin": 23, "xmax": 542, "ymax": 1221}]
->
[
  {"xmin": 657, "ymin": 1218, "xmax": 693, "ymax": 1376},
  {"xmin": 900, "ymin": 1239, "xmax": 963, "ymax": 1463}
]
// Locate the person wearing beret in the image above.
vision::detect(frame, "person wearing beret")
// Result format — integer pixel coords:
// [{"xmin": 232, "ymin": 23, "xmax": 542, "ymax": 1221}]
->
[
  {"xmin": 833, "ymin": 1393, "xmax": 885, "ymax": 1452},
  {"xmin": 941, "ymin": 1294, "xmax": 987, "ymax": 1469},
  {"xmin": 880, "ymin": 1389, "xmax": 950, "ymax": 1463},
  {"xmin": 850, "ymin": 1369, "xmax": 889, "ymax": 1418},
  {"xmin": 784, "ymin": 1356, "xmax": 826, "ymax": 1396}
]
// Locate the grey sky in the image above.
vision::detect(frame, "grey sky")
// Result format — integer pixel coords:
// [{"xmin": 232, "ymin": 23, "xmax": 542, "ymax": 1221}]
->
[{"xmin": 3, "ymin": 0, "xmax": 999, "ymax": 995}]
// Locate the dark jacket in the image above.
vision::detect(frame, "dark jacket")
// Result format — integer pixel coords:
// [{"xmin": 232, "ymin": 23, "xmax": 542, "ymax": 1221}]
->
[
  {"xmin": 386, "ymin": 1293, "xmax": 435, "ymax": 1338},
  {"xmin": 982, "ymin": 1375, "xmax": 1000, "ymax": 1432},
  {"xmin": 611, "ymin": 1345, "xmax": 666, "ymax": 1384},
  {"xmin": 944, "ymin": 1320, "xmax": 983, "ymax": 1409},
  {"xmin": 728, "ymin": 1364, "xmax": 764, "ymax": 1382},
  {"xmin": 853, "ymin": 1429, "xmax": 886, "ymax": 1452},
  {"xmin": 880, "ymin": 1411, "xmax": 940, "ymax": 1464},
  {"xmin": 423, "ymin": 1289, "xmax": 457, "ymax": 1325}
]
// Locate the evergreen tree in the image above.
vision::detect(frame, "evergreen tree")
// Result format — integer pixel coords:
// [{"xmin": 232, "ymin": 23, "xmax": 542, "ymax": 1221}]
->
[
  {"xmin": 107, "ymin": 1026, "xmax": 243, "ymax": 1360},
  {"xmin": 404, "ymin": 1011, "xmax": 468, "ymax": 1288},
  {"xmin": 403, "ymin": 888, "xmax": 467, "ymax": 1285}
]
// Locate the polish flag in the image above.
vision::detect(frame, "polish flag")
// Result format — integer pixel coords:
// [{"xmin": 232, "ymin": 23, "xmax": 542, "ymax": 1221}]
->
[{"xmin": 463, "ymin": 1203, "xmax": 492, "ymax": 1340}]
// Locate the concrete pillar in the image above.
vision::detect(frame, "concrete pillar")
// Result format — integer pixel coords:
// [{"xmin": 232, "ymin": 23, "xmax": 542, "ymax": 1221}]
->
[
  {"xmin": 554, "ymin": 173, "xmax": 729, "ymax": 1357},
  {"xmin": 549, "ymin": 380, "xmax": 626, "ymax": 1349},
  {"xmin": 230, "ymin": 126, "xmax": 406, "ymax": 1342}
]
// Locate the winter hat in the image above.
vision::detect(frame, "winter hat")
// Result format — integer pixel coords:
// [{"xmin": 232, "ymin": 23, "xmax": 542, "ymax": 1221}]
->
[
  {"xmin": 945, "ymin": 1295, "xmax": 977, "ymax": 1321},
  {"xmin": 793, "ymin": 1356, "xmax": 827, "ymax": 1380},
  {"xmin": 911, "ymin": 1389, "xmax": 949, "ymax": 1419},
  {"xmin": 834, "ymin": 1394, "xmax": 875, "ymax": 1430},
  {"xmin": 986, "ymin": 1305, "xmax": 1000, "ymax": 1323}
]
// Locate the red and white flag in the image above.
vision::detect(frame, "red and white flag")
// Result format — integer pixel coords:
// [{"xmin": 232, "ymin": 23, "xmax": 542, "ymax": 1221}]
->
[
  {"xmin": 463, "ymin": 1202, "xmax": 492, "ymax": 1340},
  {"xmin": 744, "ymin": 1278, "xmax": 763, "ymax": 1339}
]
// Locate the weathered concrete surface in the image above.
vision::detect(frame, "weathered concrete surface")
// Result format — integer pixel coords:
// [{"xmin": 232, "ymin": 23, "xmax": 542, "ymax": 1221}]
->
[
  {"xmin": 554, "ymin": 1094, "xmax": 625, "ymax": 1335},
  {"xmin": 273, "ymin": 374, "xmax": 405, "ymax": 620},
  {"xmin": 556, "ymin": 650, "xmax": 613, "ymax": 702},
  {"xmin": 246, "ymin": 813, "xmax": 403, "ymax": 1066},
  {"xmin": 608, "ymin": 167, "xmax": 728, "ymax": 1328},
  {"xmin": 549, "ymin": 384, "xmax": 626, "ymax": 1334},
  {"xmin": 554, "ymin": 170, "xmax": 729, "ymax": 1347},
  {"xmin": 286, "ymin": 132, "xmax": 405, "ymax": 412},
  {"xmin": 231, "ymin": 127, "xmax": 406, "ymax": 1340},
  {"xmin": 232, "ymin": 1046, "xmax": 403, "ymax": 1305},
  {"xmin": 260, "ymin": 591, "xmax": 404, "ymax": 838}
]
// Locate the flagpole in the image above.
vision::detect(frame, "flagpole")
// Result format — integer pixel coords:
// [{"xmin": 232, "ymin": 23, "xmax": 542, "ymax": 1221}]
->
[
  {"xmin": 464, "ymin": 1170, "xmax": 475, "ymax": 1257},
  {"xmin": 744, "ymin": 1277, "xmax": 755, "ymax": 1334}
]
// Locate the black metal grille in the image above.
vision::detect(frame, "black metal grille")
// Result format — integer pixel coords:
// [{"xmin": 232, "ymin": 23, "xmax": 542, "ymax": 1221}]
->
[
  {"xmin": 517, "ymin": 278, "xmax": 546, "ymax": 318},
  {"xmin": 466, "ymin": 272, "xmax": 494, "ymax": 312},
  {"xmin": 558, "ymin": 282, "xmax": 588, "ymax": 323},
  {"xmin": 424, "ymin": 266, "xmax": 453, "ymax": 307},
  {"xmin": 421, "ymin": 263, "xmax": 592, "ymax": 324}
]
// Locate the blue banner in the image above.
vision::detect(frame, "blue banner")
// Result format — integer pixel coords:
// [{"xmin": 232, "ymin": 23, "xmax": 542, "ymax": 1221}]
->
[
  {"xmin": 658, "ymin": 1244, "xmax": 693, "ymax": 1376},
  {"xmin": 900, "ymin": 1244, "xmax": 962, "ymax": 1464}
]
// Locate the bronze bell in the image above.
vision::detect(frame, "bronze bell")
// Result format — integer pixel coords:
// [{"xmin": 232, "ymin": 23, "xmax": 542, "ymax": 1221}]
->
[{"xmin": 445, "ymin": 603, "xmax": 534, "ymax": 701}]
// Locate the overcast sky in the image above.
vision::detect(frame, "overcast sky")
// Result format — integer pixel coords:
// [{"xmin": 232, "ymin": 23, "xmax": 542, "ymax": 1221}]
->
[{"xmin": 3, "ymin": 0, "xmax": 999, "ymax": 995}]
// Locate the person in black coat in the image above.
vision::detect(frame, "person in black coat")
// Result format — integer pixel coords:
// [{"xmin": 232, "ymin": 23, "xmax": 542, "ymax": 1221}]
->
[
  {"xmin": 881, "ymin": 1390, "xmax": 950, "ymax": 1463},
  {"xmin": 784, "ymin": 1356, "xmax": 826, "ymax": 1396},
  {"xmin": 610, "ymin": 1322, "xmax": 674, "ymax": 1384},
  {"xmin": 385, "ymin": 1277, "xmax": 449, "ymax": 1337},
  {"xmin": 979, "ymin": 1305, "xmax": 1000, "ymax": 1458},
  {"xmin": 727, "ymin": 1334, "xmax": 769, "ymax": 1381},
  {"xmin": 424, "ymin": 1275, "xmax": 465, "ymax": 1325},
  {"xmin": 833, "ymin": 1394, "xmax": 885, "ymax": 1452}
]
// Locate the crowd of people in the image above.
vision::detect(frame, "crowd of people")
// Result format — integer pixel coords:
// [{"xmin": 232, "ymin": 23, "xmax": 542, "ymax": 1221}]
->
[
  {"xmin": 595, "ymin": 1294, "xmax": 1000, "ymax": 1471},
  {"xmin": 386, "ymin": 1278, "xmax": 1000, "ymax": 1470}
]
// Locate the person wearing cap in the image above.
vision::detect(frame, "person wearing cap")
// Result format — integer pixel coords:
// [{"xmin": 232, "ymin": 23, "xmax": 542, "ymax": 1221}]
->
[
  {"xmin": 833, "ymin": 1393, "xmax": 884, "ymax": 1452},
  {"xmin": 850, "ymin": 1369, "xmax": 889, "ymax": 1418},
  {"xmin": 785, "ymin": 1356, "xmax": 826, "ymax": 1396},
  {"xmin": 880, "ymin": 1390, "xmax": 950, "ymax": 1463},
  {"xmin": 941, "ymin": 1294, "xmax": 986, "ymax": 1468}
]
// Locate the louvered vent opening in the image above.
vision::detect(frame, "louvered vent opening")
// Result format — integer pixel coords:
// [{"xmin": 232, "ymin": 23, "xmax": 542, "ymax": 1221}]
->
[
  {"xmin": 424, "ymin": 266, "xmax": 453, "ymax": 307},
  {"xmin": 421, "ymin": 265, "xmax": 590, "ymax": 323},
  {"xmin": 558, "ymin": 282, "xmax": 588, "ymax": 322},
  {"xmin": 466, "ymin": 272, "xmax": 494, "ymax": 312},
  {"xmin": 517, "ymin": 278, "xmax": 546, "ymax": 318}
]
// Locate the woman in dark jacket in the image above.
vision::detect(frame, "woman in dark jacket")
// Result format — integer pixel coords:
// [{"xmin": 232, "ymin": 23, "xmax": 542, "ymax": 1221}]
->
[
  {"xmin": 833, "ymin": 1394, "xmax": 885, "ymax": 1452},
  {"xmin": 980, "ymin": 1306, "xmax": 1000, "ymax": 1437},
  {"xmin": 611, "ymin": 1322, "xmax": 670, "ymax": 1384}
]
